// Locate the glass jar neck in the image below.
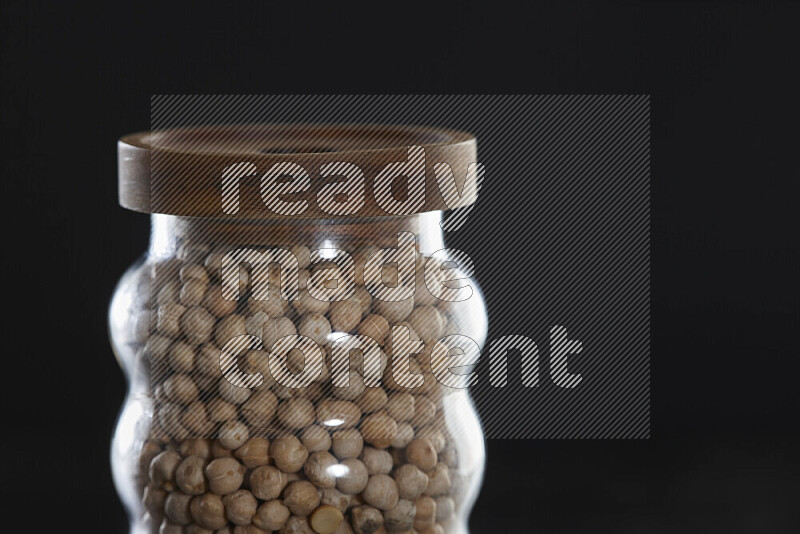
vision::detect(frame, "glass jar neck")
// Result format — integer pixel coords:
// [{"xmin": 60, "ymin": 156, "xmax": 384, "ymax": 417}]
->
[{"xmin": 148, "ymin": 212, "xmax": 446, "ymax": 258}]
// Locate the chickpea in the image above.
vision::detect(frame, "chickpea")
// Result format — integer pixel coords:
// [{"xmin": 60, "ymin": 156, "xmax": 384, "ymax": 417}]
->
[
  {"xmin": 298, "ymin": 312, "xmax": 332, "ymax": 346},
  {"xmin": 393, "ymin": 464, "xmax": 428, "ymax": 500},
  {"xmin": 284, "ymin": 480, "xmax": 321, "ymax": 516},
  {"xmin": 218, "ymin": 420, "xmax": 250, "ymax": 450},
  {"xmin": 350, "ymin": 506, "xmax": 383, "ymax": 534},
  {"xmin": 165, "ymin": 491, "xmax": 193, "ymax": 525},
  {"xmin": 205, "ymin": 458, "xmax": 246, "ymax": 495},
  {"xmin": 334, "ymin": 458, "xmax": 369, "ymax": 495},
  {"xmin": 351, "ymin": 286, "xmax": 373, "ymax": 317},
  {"xmin": 304, "ymin": 451, "xmax": 338, "ymax": 488},
  {"xmin": 235, "ymin": 437, "xmax": 270, "ymax": 468},
  {"xmin": 208, "ymin": 398, "xmax": 238, "ymax": 423},
  {"xmin": 301, "ymin": 425, "xmax": 331, "ymax": 453},
  {"xmin": 215, "ymin": 314, "xmax": 247, "ymax": 348},
  {"xmin": 219, "ymin": 379, "xmax": 253, "ymax": 405},
  {"xmin": 385, "ymin": 393, "xmax": 414, "ymax": 423},
  {"xmin": 249, "ymin": 465, "xmax": 288, "ymax": 501},
  {"xmin": 241, "ymin": 390, "xmax": 278, "ymax": 426},
  {"xmin": 404, "ymin": 439, "xmax": 437, "ymax": 471},
  {"xmin": 391, "ymin": 423, "xmax": 414, "ymax": 449},
  {"xmin": 357, "ymin": 315, "xmax": 390, "ymax": 346},
  {"xmin": 203, "ymin": 284, "xmax": 238, "ymax": 317},
  {"xmin": 143, "ymin": 484, "xmax": 167, "ymax": 517},
  {"xmin": 359, "ymin": 412, "xmax": 398, "ymax": 449},
  {"xmin": 362, "ymin": 475, "xmax": 399, "ymax": 511},
  {"xmin": 278, "ymin": 398, "xmax": 316, "ymax": 429},
  {"xmin": 181, "ymin": 279, "xmax": 209, "ymax": 307},
  {"xmin": 331, "ymin": 371, "xmax": 366, "ymax": 402},
  {"xmin": 331, "ymin": 428, "xmax": 363, "ymax": 459},
  {"xmin": 158, "ymin": 302, "xmax": 186, "ymax": 337},
  {"xmin": 253, "ymin": 499, "xmax": 290, "ymax": 531},
  {"xmin": 329, "ymin": 301, "xmax": 362, "ymax": 332},
  {"xmin": 310, "ymin": 504, "xmax": 345, "ymax": 534},
  {"xmin": 150, "ymin": 450, "xmax": 182, "ymax": 491},
  {"xmin": 190, "ymin": 493, "xmax": 228, "ymax": 530},
  {"xmin": 282, "ymin": 516, "xmax": 316, "ymax": 534},
  {"xmin": 416, "ymin": 427, "xmax": 445, "ymax": 453},
  {"xmin": 316, "ymin": 399, "xmax": 362, "ymax": 430},
  {"xmin": 211, "ymin": 439, "xmax": 235, "ymax": 459},
  {"xmin": 182, "ymin": 401, "xmax": 213, "ymax": 435},
  {"xmin": 181, "ymin": 306, "xmax": 216, "ymax": 344},
  {"xmin": 360, "ymin": 447, "xmax": 393, "ymax": 476},
  {"xmin": 159, "ymin": 519, "xmax": 184, "ymax": 534},
  {"xmin": 413, "ymin": 496, "xmax": 436, "ymax": 529},
  {"xmin": 320, "ymin": 488, "xmax": 352, "ymax": 513},
  {"xmin": 357, "ymin": 388, "xmax": 387, "ymax": 413},
  {"xmin": 293, "ymin": 290, "xmax": 330, "ymax": 315},
  {"xmin": 164, "ymin": 374, "xmax": 199, "ymax": 405},
  {"xmin": 260, "ymin": 316, "xmax": 296, "ymax": 350},
  {"xmin": 383, "ymin": 499, "xmax": 415, "ymax": 532},
  {"xmin": 176, "ymin": 456, "xmax": 208, "ymax": 495},
  {"xmin": 407, "ymin": 306, "xmax": 443, "ymax": 344},
  {"xmin": 270, "ymin": 435, "xmax": 309, "ymax": 473},
  {"xmin": 434, "ymin": 496, "xmax": 454, "ymax": 522},
  {"xmin": 410, "ymin": 396, "xmax": 436, "ymax": 427},
  {"xmin": 168, "ymin": 341, "xmax": 196, "ymax": 373},
  {"xmin": 423, "ymin": 464, "xmax": 451, "ymax": 496},
  {"xmin": 372, "ymin": 298, "xmax": 414, "ymax": 323},
  {"xmin": 223, "ymin": 490, "xmax": 258, "ymax": 526}
]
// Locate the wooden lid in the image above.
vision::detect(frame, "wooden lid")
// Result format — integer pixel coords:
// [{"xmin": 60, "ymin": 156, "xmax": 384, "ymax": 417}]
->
[{"xmin": 118, "ymin": 123, "xmax": 477, "ymax": 219}]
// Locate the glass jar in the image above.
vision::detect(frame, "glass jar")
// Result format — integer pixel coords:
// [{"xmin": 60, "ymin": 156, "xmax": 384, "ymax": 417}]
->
[{"xmin": 110, "ymin": 124, "xmax": 487, "ymax": 534}]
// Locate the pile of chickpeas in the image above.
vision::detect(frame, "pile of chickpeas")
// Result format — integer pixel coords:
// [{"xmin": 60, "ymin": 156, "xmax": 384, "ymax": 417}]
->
[{"xmin": 137, "ymin": 239, "xmax": 466, "ymax": 534}]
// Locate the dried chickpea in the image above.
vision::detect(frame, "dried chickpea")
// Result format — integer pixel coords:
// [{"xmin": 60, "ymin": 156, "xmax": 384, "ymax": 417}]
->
[
  {"xmin": 205, "ymin": 458, "xmax": 246, "ymax": 495},
  {"xmin": 407, "ymin": 305, "xmax": 444, "ymax": 344},
  {"xmin": 383, "ymin": 499, "xmax": 415, "ymax": 532},
  {"xmin": 180, "ymin": 264, "xmax": 210, "ymax": 284},
  {"xmin": 240, "ymin": 390, "xmax": 278, "ymax": 426},
  {"xmin": 182, "ymin": 306, "xmax": 216, "ymax": 344},
  {"xmin": 301, "ymin": 425, "xmax": 331, "ymax": 452},
  {"xmin": 316, "ymin": 399, "xmax": 362, "ymax": 430},
  {"xmin": 329, "ymin": 301, "xmax": 362, "ymax": 332},
  {"xmin": 357, "ymin": 388, "xmax": 387, "ymax": 413},
  {"xmin": 350, "ymin": 506, "xmax": 383, "ymax": 534},
  {"xmin": 298, "ymin": 312, "xmax": 332, "ymax": 346},
  {"xmin": 310, "ymin": 504, "xmax": 345, "ymax": 534},
  {"xmin": 150, "ymin": 450, "xmax": 182, "ymax": 491},
  {"xmin": 253, "ymin": 499, "xmax": 290, "ymax": 531},
  {"xmin": 176, "ymin": 456, "xmax": 208, "ymax": 495},
  {"xmin": 190, "ymin": 493, "xmax": 228, "ymax": 530},
  {"xmin": 219, "ymin": 420, "xmax": 250, "ymax": 450},
  {"xmin": 332, "ymin": 372, "xmax": 366, "ymax": 402},
  {"xmin": 203, "ymin": 284, "xmax": 238, "ymax": 317},
  {"xmin": 278, "ymin": 398, "xmax": 316, "ymax": 429},
  {"xmin": 413, "ymin": 496, "xmax": 436, "ymax": 529},
  {"xmin": 304, "ymin": 451, "xmax": 338, "ymax": 489},
  {"xmin": 331, "ymin": 428, "xmax": 363, "ymax": 459},
  {"xmin": 168, "ymin": 341, "xmax": 196, "ymax": 373},
  {"xmin": 423, "ymin": 464, "xmax": 451, "ymax": 497},
  {"xmin": 223, "ymin": 490, "xmax": 258, "ymax": 526},
  {"xmin": 293, "ymin": 290, "xmax": 330, "ymax": 315},
  {"xmin": 360, "ymin": 448, "xmax": 393, "ymax": 475},
  {"xmin": 219, "ymin": 379, "xmax": 253, "ymax": 405},
  {"xmin": 235, "ymin": 438, "xmax": 270, "ymax": 468},
  {"xmin": 404, "ymin": 439, "xmax": 437, "ymax": 471},
  {"xmin": 320, "ymin": 488, "xmax": 352, "ymax": 513},
  {"xmin": 164, "ymin": 374, "xmax": 199, "ymax": 405},
  {"xmin": 158, "ymin": 302, "xmax": 186, "ymax": 337},
  {"xmin": 385, "ymin": 393, "xmax": 414, "ymax": 423},
  {"xmin": 284, "ymin": 480, "xmax": 321, "ymax": 516},
  {"xmin": 372, "ymin": 298, "xmax": 414, "ymax": 323},
  {"xmin": 159, "ymin": 519, "xmax": 184, "ymax": 534},
  {"xmin": 181, "ymin": 279, "xmax": 209, "ymax": 306},
  {"xmin": 165, "ymin": 491, "xmax": 193, "ymax": 525},
  {"xmin": 270, "ymin": 435, "xmax": 309, "ymax": 473},
  {"xmin": 282, "ymin": 516, "xmax": 316, "ymax": 534},
  {"xmin": 416, "ymin": 427, "xmax": 446, "ymax": 453},
  {"xmin": 410, "ymin": 396, "xmax": 436, "ymax": 427},
  {"xmin": 359, "ymin": 411, "xmax": 398, "ymax": 449},
  {"xmin": 208, "ymin": 398, "xmax": 238, "ymax": 423},
  {"xmin": 215, "ymin": 314, "xmax": 247, "ymax": 348},
  {"xmin": 325, "ymin": 458, "xmax": 365, "ymax": 495},
  {"xmin": 434, "ymin": 496, "xmax": 454, "ymax": 522},
  {"xmin": 393, "ymin": 464, "xmax": 429, "ymax": 500},
  {"xmin": 143, "ymin": 484, "xmax": 167, "ymax": 517},
  {"xmin": 211, "ymin": 439, "xmax": 235, "ymax": 459},
  {"xmin": 391, "ymin": 423, "xmax": 414, "ymax": 449},
  {"xmin": 357, "ymin": 314, "xmax": 390, "ymax": 346},
  {"xmin": 362, "ymin": 475, "xmax": 399, "ymax": 511},
  {"xmin": 249, "ymin": 465, "xmax": 288, "ymax": 501}
]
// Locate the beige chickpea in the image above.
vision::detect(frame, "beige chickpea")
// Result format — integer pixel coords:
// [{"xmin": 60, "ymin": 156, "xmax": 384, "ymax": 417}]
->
[
  {"xmin": 434, "ymin": 496, "xmax": 455, "ymax": 522},
  {"xmin": 158, "ymin": 302, "xmax": 186, "ymax": 337},
  {"xmin": 423, "ymin": 464, "xmax": 451, "ymax": 497},
  {"xmin": 168, "ymin": 341, "xmax": 196, "ymax": 373},
  {"xmin": 290, "ymin": 245, "xmax": 312, "ymax": 269},
  {"xmin": 241, "ymin": 390, "xmax": 278, "ymax": 426},
  {"xmin": 145, "ymin": 334, "xmax": 173, "ymax": 367},
  {"xmin": 413, "ymin": 496, "xmax": 436, "ymax": 528},
  {"xmin": 260, "ymin": 316, "xmax": 297, "ymax": 350},
  {"xmin": 203, "ymin": 284, "xmax": 238, "ymax": 317},
  {"xmin": 211, "ymin": 439, "xmax": 235, "ymax": 459},
  {"xmin": 393, "ymin": 464, "xmax": 429, "ymax": 500},
  {"xmin": 253, "ymin": 499, "xmax": 290, "ymax": 531},
  {"xmin": 357, "ymin": 388, "xmax": 388, "ymax": 413},
  {"xmin": 390, "ymin": 423, "xmax": 414, "ymax": 449},
  {"xmin": 176, "ymin": 455, "xmax": 208, "ymax": 495},
  {"xmin": 385, "ymin": 393, "xmax": 414, "ymax": 423},
  {"xmin": 293, "ymin": 290, "xmax": 330, "ymax": 315},
  {"xmin": 180, "ymin": 263, "xmax": 210, "ymax": 283},
  {"xmin": 351, "ymin": 286, "xmax": 373, "ymax": 317},
  {"xmin": 235, "ymin": 438, "xmax": 270, "ymax": 468},
  {"xmin": 181, "ymin": 401, "xmax": 212, "ymax": 435},
  {"xmin": 218, "ymin": 379, "xmax": 253, "ymax": 405},
  {"xmin": 282, "ymin": 516, "xmax": 316, "ymax": 534},
  {"xmin": 329, "ymin": 301, "xmax": 362, "ymax": 332},
  {"xmin": 416, "ymin": 525, "xmax": 445, "ymax": 534},
  {"xmin": 164, "ymin": 374, "xmax": 199, "ymax": 405},
  {"xmin": 182, "ymin": 306, "xmax": 216, "ymax": 344},
  {"xmin": 208, "ymin": 398, "xmax": 238, "ymax": 423},
  {"xmin": 335, "ymin": 458, "xmax": 369, "ymax": 495},
  {"xmin": 249, "ymin": 465, "xmax": 288, "ymax": 501},
  {"xmin": 404, "ymin": 439, "xmax": 437, "ymax": 471},
  {"xmin": 301, "ymin": 425, "xmax": 331, "ymax": 452},
  {"xmin": 360, "ymin": 447, "xmax": 393, "ymax": 475},
  {"xmin": 372, "ymin": 297, "xmax": 414, "ymax": 323},
  {"xmin": 383, "ymin": 499, "xmax": 416, "ymax": 532},
  {"xmin": 215, "ymin": 314, "xmax": 247, "ymax": 348},
  {"xmin": 331, "ymin": 428, "xmax": 363, "ymax": 459},
  {"xmin": 218, "ymin": 420, "xmax": 250, "ymax": 450},
  {"xmin": 165, "ymin": 491, "xmax": 193, "ymax": 525},
  {"xmin": 278, "ymin": 398, "xmax": 316, "ymax": 429},
  {"xmin": 205, "ymin": 458, "xmax": 246, "ymax": 495},
  {"xmin": 350, "ymin": 506, "xmax": 383, "ymax": 534},
  {"xmin": 320, "ymin": 488, "xmax": 352, "ymax": 513},
  {"xmin": 270, "ymin": 435, "xmax": 309, "ymax": 473},
  {"xmin": 245, "ymin": 311, "xmax": 271, "ymax": 340},
  {"xmin": 157, "ymin": 280, "xmax": 181, "ymax": 305},
  {"xmin": 359, "ymin": 411, "xmax": 398, "ymax": 450},
  {"xmin": 316, "ymin": 399, "xmax": 362, "ymax": 430},
  {"xmin": 190, "ymin": 493, "xmax": 228, "ymax": 530},
  {"xmin": 362, "ymin": 474, "xmax": 399, "ymax": 511},
  {"xmin": 310, "ymin": 504, "xmax": 345, "ymax": 534},
  {"xmin": 357, "ymin": 314, "xmax": 390, "ymax": 346},
  {"xmin": 410, "ymin": 396, "xmax": 436, "ymax": 428},
  {"xmin": 159, "ymin": 519, "xmax": 184, "ymax": 534},
  {"xmin": 181, "ymin": 279, "xmax": 209, "ymax": 307},
  {"xmin": 407, "ymin": 306, "xmax": 443, "ymax": 344},
  {"xmin": 223, "ymin": 489, "xmax": 258, "ymax": 526},
  {"xmin": 415, "ymin": 427, "xmax": 446, "ymax": 453},
  {"xmin": 284, "ymin": 480, "xmax": 321, "ymax": 516},
  {"xmin": 304, "ymin": 451, "xmax": 338, "ymax": 489},
  {"xmin": 143, "ymin": 484, "xmax": 167, "ymax": 517},
  {"xmin": 150, "ymin": 450, "xmax": 182, "ymax": 490},
  {"xmin": 298, "ymin": 312, "xmax": 332, "ymax": 346}
]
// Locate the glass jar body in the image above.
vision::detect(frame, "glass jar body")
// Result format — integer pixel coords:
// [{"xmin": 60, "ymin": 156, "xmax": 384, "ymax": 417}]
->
[{"xmin": 110, "ymin": 213, "xmax": 486, "ymax": 534}]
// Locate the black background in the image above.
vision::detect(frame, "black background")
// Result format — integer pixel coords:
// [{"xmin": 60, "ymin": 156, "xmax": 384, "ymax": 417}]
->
[{"xmin": 1, "ymin": 1, "xmax": 799, "ymax": 532}]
